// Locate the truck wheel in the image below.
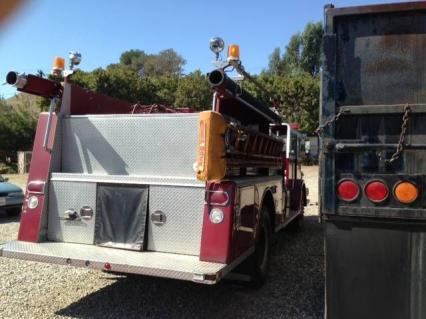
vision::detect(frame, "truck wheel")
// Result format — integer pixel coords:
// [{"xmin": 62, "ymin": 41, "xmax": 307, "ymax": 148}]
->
[{"xmin": 248, "ymin": 210, "xmax": 272, "ymax": 288}]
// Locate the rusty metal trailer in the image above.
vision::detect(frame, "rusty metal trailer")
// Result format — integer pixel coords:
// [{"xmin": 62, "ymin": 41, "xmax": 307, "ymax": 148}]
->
[{"xmin": 320, "ymin": 2, "xmax": 426, "ymax": 318}]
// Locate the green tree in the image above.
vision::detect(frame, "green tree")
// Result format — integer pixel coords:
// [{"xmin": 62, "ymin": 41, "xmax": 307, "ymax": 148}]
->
[
  {"xmin": 268, "ymin": 22, "xmax": 323, "ymax": 76},
  {"xmin": 72, "ymin": 67, "xmax": 157, "ymax": 104},
  {"xmin": 281, "ymin": 34, "xmax": 303, "ymax": 74},
  {"xmin": 267, "ymin": 47, "xmax": 282, "ymax": 75},
  {"xmin": 175, "ymin": 70, "xmax": 212, "ymax": 111},
  {"xmin": 150, "ymin": 75, "xmax": 179, "ymax": 105},
  {"xmin": 300, "ymin": 22, "xmax": 324, "ymax": 75},
  {"xmin": 116, "ymin": 48, "xmax": 186, "ymax": 77},
  {"xmin": 119, "ymin": 49, "xmax": 148, "ymax": 74},
  {"xmin": 244, "ymin": 73, "xmax": 319, "ymax": 132},
  {"xmin": 0, "ymin": 97, "xmax": 38, "ymax": 167}
]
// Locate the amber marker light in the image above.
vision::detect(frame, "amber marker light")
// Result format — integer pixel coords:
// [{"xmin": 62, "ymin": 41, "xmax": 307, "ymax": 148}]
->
[
  {"xmin": 227, "ymin": 44, "xmax": 240, "ymax": 61},
  {"xmin": 53, "ymin": 56, "xmax": 65, "ymax": 71},
  {"xmin": 394, "ymin": 181, "xmax": 418, "ymax": 204}
]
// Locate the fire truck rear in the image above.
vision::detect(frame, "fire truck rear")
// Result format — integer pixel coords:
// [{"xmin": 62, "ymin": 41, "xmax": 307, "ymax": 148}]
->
[{"xmin": 0, "ymin": 44, "xmax": 306, "ymax": 286}]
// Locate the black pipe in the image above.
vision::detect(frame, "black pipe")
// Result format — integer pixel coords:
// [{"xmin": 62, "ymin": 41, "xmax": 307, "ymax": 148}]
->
[{"xmin": 208, "ymin": 69, "xmax": 281, "ymax": 124}]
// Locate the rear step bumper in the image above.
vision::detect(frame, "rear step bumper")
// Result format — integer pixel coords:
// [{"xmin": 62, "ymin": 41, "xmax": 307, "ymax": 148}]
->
[{"xmin": 0, "ymin": 241, "xmax": 253, "ymax": 284}]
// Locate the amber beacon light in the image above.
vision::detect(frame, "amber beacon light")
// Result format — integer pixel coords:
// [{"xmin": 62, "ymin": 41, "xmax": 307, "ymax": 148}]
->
[
  {"xmin": 394, "ymin": 181, "xmax": 418, "ymax": 204},
  {"xmin": 52, "ymin": 56, "xmax": 65, "ymax": 75},
  {"xmin": 227, "ymin": 44, "xmax": 240, "ymax": 61}
]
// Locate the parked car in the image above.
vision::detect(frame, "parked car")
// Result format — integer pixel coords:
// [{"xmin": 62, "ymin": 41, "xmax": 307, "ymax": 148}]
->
[{"xmin": 0, "ymin": 175, "xmax": 24, "ymax": 215}]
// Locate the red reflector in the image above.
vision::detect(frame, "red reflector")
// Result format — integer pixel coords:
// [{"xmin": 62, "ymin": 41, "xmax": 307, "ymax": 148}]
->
[
  {"xmin": 337, "ymin": 180, "xmax": 359, "ymax": 202},
  {"xmin": 104, "ymin": 263, "xmax": 111, "ymax": 270},
  {"xmin": 27, "ymin": 181, "xmax": 46, "ymax": 194},
  {"xmin": 365, "ymin": 181, "xmax": 389, "ymax": 203},
  {"xmin": 208, "ymin": 191, "xmax": 230, "ymax": 206}
]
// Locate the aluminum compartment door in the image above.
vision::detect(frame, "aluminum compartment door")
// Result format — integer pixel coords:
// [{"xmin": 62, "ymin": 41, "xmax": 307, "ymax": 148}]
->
[{"xmin": 95, "ymin": 184, "xmax": 148, "ymax": 251}]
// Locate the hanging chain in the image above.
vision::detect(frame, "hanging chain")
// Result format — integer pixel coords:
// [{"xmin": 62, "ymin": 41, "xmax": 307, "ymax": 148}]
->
[
  {"xmin": 379, "ymin": 104, "xmax": 411, "ymax": 164},
  {"xmin": 315, "ymin": 108, "xmax": 350, "ymax": 136}
]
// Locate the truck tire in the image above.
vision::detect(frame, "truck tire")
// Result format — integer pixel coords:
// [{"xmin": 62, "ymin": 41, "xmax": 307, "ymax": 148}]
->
[{"xmin": 247, "ymin": 209, "xmax": 272, "ymax": 288}]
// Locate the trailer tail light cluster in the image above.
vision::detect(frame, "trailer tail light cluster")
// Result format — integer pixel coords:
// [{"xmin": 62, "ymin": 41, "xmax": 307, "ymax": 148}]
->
[{"xmin": 337, "ymin": 179, "xmax": 419, "ymax": 204}]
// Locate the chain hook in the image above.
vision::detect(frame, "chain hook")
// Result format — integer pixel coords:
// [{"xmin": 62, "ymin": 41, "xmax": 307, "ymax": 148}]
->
[
  {"xmin": 315, "ymin": 108, "xmax": 350, "ymax": 136},
  {"xmin": 380, "ymin": 104, "xmax": 411, "ymax": 164}
]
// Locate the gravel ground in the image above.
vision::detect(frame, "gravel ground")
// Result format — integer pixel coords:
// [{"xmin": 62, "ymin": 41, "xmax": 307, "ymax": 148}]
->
[{"xmin": 0, "ymin": 167, "xmax": 323, "ymax": 319}]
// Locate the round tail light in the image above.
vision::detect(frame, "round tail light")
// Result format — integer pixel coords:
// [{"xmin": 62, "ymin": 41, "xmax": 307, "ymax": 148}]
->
[
  {"xmin": 337, "ymin": 180, "xmax": 360, "ymax": 202},
  {"xmin": 394, "ymin": 181, "xmax": 418, "ymax": 204},
  {"xmin": 365, "ymin": 180, "xmax": 389, "ymax": 203}
]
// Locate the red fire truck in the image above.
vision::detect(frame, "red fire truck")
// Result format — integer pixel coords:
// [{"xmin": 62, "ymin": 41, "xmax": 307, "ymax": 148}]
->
[{"xmin": 0, "ymin": 43, "xmax": 306, "ymax": 286}]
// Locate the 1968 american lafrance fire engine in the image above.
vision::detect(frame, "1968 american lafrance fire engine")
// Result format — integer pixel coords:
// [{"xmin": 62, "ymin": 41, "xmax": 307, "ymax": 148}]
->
[{"xmin": 0, "ymin": 40, "xmax": 307, "ymax": 286}]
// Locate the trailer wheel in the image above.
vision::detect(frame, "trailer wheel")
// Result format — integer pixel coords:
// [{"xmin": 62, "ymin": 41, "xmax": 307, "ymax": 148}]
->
[{"xmin": 248, "ymin": 209, "xmax": 272, "ymax": 288}]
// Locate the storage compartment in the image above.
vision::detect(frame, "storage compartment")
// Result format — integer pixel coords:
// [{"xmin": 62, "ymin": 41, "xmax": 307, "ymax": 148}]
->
[
  {"xmin": 147, "ymin": 185, "xmax": 205, "ymax": 256},
  {"xmin": 48, "ymin": 175, "xmax": 205, "ymax": 255},
  {"xmin": 47, "ymin": 181, "xmax": 97, "ymax": 244},
  {"xmin": 95, "ymin": 184, "xmax": 148, "ymax": 251}
]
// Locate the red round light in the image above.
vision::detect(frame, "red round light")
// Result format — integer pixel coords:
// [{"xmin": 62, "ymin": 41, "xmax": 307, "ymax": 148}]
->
[
  {"xmin": 209, "ymin": 191, "xmax": 229, "ymax": 206},
  {"xmin": 337, "ymin": 180, "xmax": 360, "ymax": 202},
  {"xmin": 104, "ymin": 263, "xmax": 111, "ymax": 270},
  {"xmin": 365, "ymin": 181, "xmax": 389, "ymax": 203}
]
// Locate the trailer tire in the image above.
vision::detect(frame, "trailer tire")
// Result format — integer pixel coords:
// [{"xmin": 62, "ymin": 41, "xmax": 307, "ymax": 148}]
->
[{"xmin": 247, "ymin": 209, "xmax": 272, "ymax": 288}]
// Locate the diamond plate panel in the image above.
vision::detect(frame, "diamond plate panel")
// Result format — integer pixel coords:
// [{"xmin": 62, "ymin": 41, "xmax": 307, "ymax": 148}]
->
[
  {"xmin": 50, "ymin": 173, "xmax": 204, "ymax": 187},
  {"xmin": 1, "ymin": 241, "xmax": 227, "ymax": 283},
  {"xmin": 47, "ymin": 181, "xmax": 97, "ymax": 244},
  {"xmin": 61, "ymin": 114, "xmax": 200, "ymax": 178},
  {"xmin": 148, "ymin": 185, "xmax": 205, "ymax": 256}
]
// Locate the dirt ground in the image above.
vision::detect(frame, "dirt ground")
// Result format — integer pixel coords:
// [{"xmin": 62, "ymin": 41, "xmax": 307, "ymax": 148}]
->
[{"xmin": 302, "ymin": 166, "xmax": 319, "ymax": 216}]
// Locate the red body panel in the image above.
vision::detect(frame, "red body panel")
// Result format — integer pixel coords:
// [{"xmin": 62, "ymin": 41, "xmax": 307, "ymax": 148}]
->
[
  {"xmin": 18, "ymin": 113, "xmax": 57, "ymax": 242},
  {"xmin": 69, "ymin": 85, "xmax": 133, "ymax": 115},
  {"xmin": 233, "ymin": 203, "xmax": 257, "ymax": 258},
  {"xmin": 200, "ymin": 181, "xmax": 236, "ymax": 263},
  {"xmin": 17, "ymin": 74, "xmax": 62, "ymax": 98}
]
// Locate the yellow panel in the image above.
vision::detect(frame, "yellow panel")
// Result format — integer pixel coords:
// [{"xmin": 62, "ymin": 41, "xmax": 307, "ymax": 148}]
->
[{"xmin": 196, "ymin": 111, "xmax": 228, "ymax": 181}]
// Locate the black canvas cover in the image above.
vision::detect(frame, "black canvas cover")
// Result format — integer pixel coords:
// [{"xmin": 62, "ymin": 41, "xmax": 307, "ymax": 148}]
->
[{"xmin": 95, "ymin": 184, "xmax": 148, "ymax": 251}]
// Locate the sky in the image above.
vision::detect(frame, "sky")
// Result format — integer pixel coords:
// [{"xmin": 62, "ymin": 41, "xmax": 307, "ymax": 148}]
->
[{"xmin": 0, "ymin": 0, "xmax": 405, "ymax": 99}]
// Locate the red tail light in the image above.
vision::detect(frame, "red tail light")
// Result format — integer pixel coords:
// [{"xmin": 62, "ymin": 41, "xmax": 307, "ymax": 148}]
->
[
  {"xmin": 337, "ymin": 179, "xmax": 360, "ymax": 202},
  {"xmin": 365, "ymin": 180, "xmax": 389, "ymax": 203}
]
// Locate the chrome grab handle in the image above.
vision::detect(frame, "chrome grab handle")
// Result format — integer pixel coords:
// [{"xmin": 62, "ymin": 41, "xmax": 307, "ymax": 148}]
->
[{"xmin": 43, "ymin": 97, "xmax": 59, "ymax": 152}]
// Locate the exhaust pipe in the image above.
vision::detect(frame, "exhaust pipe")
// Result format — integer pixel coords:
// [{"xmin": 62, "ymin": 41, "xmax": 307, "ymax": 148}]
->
[
  {"xmin": 207, "ymin": 69, "xmax": 225, "ymax": 87},
  {"xmin": 6, "ymin": 71, "xmax": 27, "ymax": 89}
]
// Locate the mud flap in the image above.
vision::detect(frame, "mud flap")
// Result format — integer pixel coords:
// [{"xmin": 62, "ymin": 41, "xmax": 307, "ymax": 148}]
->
[{"xmin": 95, "ymin": 184, "xmax": 148, "ymax": 251}]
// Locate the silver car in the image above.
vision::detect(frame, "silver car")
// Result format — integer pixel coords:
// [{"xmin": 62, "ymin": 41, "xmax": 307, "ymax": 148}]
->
[{"xmin": 0, "ymin": 175, "xmax": 24, "ymax": 215}]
